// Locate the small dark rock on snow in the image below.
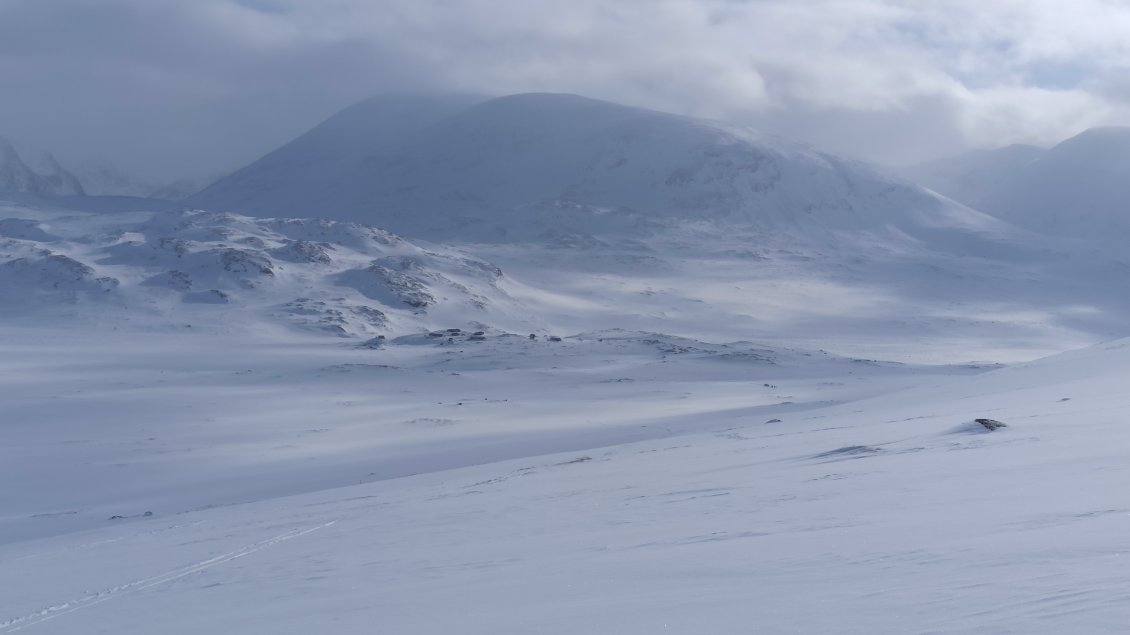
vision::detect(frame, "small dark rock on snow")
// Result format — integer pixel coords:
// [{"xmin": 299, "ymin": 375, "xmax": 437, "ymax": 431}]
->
[{"xmin": 976, "ymin": 418, "xmax": 1008, "ymax": 431}]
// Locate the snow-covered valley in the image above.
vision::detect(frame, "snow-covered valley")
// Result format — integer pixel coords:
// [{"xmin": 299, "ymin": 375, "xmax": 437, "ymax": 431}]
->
[
  {"xmin": 5, "ymin": 321, "xmax": 1130, "ymax": 633},
  {"xmin": 4, "ymin": 92, "xmax": 1130, "ymax": 633}
]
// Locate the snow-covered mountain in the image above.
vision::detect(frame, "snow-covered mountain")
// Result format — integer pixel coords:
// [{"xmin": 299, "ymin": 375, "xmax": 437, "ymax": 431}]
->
[
  {"xmin": 191, "ymin": 93, "xmax": 1014, "ymax": 246},
  {"xmin": 903, "ymin": 127, "xmax": 1130, "ymax": 239},
  {"xmin": 0, "ymin": 136, "xmax": 85, "ymax": 197},
  {"xmin": 189, "ymin": 93, "xmax": 488, "ymax": 220}
]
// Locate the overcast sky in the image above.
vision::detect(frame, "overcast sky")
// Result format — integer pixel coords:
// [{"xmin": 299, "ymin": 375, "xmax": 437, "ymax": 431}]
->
[{"xmin": 4, "ymin": 0, "xmax": 1130, "ymax": 182}]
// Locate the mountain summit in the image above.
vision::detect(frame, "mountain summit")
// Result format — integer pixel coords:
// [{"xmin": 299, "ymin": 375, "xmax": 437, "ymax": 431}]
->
[
  {"xmin": 0, "ymin": 136, "xmax": 85, "ymax": 197},
  {"xmin": 192, "ymin": 93, "xmax": 1009, "ymax": 244}
]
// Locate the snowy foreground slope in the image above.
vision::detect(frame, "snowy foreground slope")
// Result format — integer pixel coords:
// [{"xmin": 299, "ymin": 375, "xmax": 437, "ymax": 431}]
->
[{"xmin": 3, "ymin": 326, "xmax": 1130, "ymax": 633}]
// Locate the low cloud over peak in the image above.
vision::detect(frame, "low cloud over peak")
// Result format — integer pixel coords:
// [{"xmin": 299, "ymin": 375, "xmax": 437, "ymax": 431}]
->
[{"xmin": 3, "ymin": 0, "xmax": 1129, "ymax": 180}]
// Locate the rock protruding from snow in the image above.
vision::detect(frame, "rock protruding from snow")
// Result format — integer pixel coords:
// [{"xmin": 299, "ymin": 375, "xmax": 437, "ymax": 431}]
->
[
  {"xmin": 975, "ymin": 418, "xmax": 1008, "ymax": 431},
  {"xmin": 0, "ymin": 206, "xmax": 522, "ymax": 336},
  {"xmin": 0, "ymin": 251, "xmax": 118, "ymax": 301}
]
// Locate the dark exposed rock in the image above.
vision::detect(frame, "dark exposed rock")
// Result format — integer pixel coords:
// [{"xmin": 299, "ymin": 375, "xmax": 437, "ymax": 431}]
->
[
  {"xmin": 976, "ymin": 418, "xmax": 1007, "ymax": 431},
  {"xmin": 216, "ymin": 248, "xmax": 275, "ymax": 276},
  {"xmin": 815, "ymin": 445, "xmax": 883, "ymax": 459},
  {"xmin": 272, "ymin": 239, "xmax": 333, "ymax": 264},
  {"xmin": 142, "ymin": 269, "xmax": 192, "ymax": 291}
]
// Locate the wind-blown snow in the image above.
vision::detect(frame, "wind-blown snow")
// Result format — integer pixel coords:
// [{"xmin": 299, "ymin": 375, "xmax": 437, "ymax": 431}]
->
[{"xmin": 3, "ymin": 324, "xmax": 1130, "ymax": 633}]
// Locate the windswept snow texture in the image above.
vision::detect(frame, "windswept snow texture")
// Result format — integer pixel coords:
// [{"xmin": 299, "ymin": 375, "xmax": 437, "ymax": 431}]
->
[
  {"xmin": 191, "ymin": 93, "xmax": 1013, "ymax": 245},
  {"xmin": 3, "ymin": 327, "xmax": 1130, "ymax": 633}
]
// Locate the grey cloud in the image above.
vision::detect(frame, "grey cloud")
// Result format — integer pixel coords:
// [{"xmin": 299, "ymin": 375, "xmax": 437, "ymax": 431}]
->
[{"xmin": 2, "ymin": 0, "xmax": 1130, "ymax": 182}]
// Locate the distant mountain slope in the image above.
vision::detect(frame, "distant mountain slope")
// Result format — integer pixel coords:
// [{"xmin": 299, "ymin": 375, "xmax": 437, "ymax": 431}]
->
[
  {"xmin": 190, "ymin": 93, "xmax": 1014, "ymax": 245},
  {"xmin": 903, "ymin": 127, "xmax": 1130, "ymax": 239},
  {"xmin": 190, "ymin": 94, "xmax": 488, "ymax": 217},
  {"xmin": 0, "ymin": 136, "xmax": 85, "ymax": 196},
  {"xmin": 900, "ymin": 144, "xmax": 1046, "ymax": 211}
]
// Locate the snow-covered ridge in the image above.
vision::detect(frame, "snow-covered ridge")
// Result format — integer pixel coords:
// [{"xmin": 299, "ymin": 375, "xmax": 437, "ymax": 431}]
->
[{"xmin": 0, "ymin": 207, "xmax": 527, "ymax": 336}]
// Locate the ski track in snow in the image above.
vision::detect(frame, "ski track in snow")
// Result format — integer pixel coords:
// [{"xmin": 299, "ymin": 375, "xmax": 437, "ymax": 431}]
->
[{"xmin": 0, "ymin": 521, "xmax": 335, "ymax": 633}]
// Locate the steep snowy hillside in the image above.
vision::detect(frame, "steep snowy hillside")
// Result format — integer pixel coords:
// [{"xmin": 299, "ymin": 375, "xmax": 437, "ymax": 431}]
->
[
  {"xmin": 904, "ymin": 127, "xmax": 1130, "ymax": 240},
  {"xmin": 0, "ymin": 137, "xmax": 84, "ymax": 197},
  {"xmin": 191, "ymin": 93, "xmax": 1014, "ymax": 246}
]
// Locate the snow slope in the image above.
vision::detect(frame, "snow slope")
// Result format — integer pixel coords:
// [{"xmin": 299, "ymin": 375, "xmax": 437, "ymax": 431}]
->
[
  {"xmin": 191, "ymin": 93, "xmax": 1015, "ymax": 247},
  {"xmin": 3, "ymin": 324, "xmax": 1130, "ymax": 633},
  {"xmin": 900, "ymin": 143, "xmax": 1046, "ymax": 211},
  {"xmin": 904, "ymin": 127, "xmax": 1130, "ymax": 240}
]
